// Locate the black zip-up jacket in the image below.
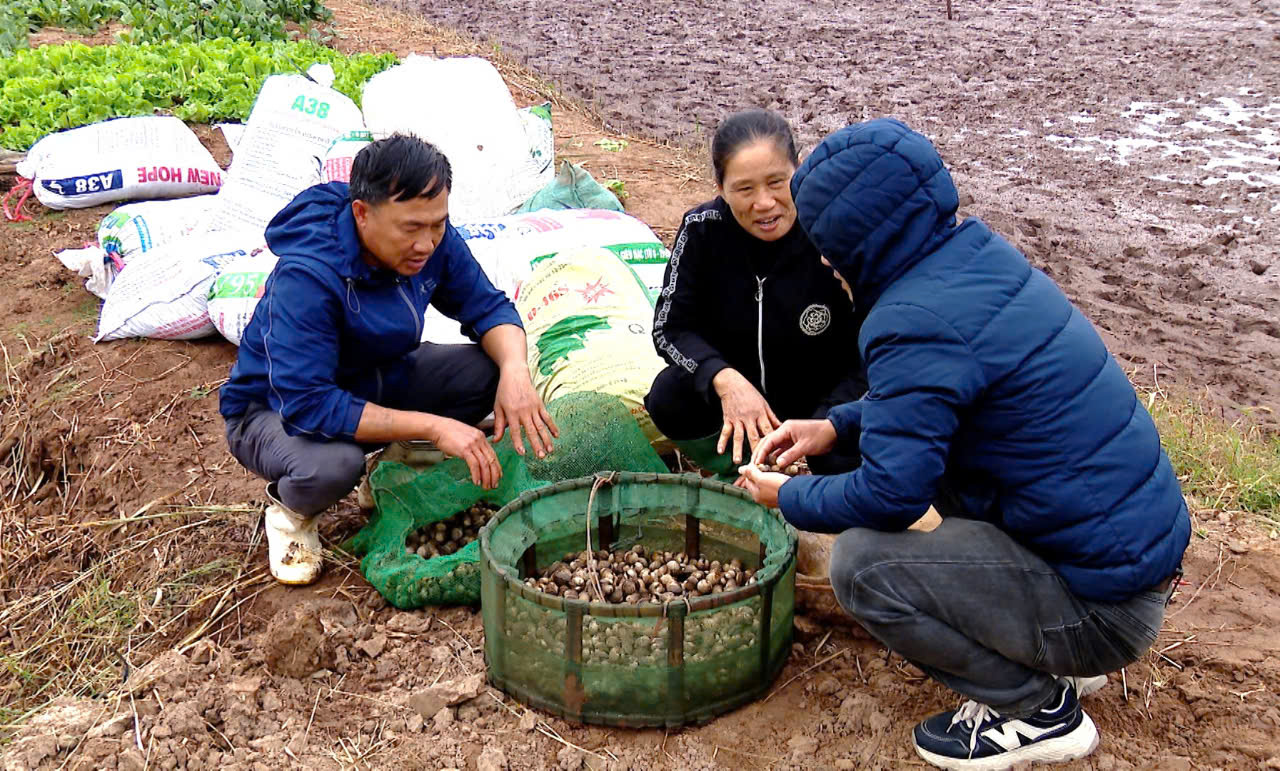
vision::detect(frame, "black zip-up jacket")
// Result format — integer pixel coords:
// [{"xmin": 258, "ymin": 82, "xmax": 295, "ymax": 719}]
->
[{"xmin": 651, "ymin": 197, "xmax": 863, "ymax": 420}]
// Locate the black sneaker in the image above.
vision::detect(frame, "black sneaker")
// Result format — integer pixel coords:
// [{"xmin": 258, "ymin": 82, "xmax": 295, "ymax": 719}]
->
[{"xmin": 912, "ymin": 681, "xmax": 1099, "ymax": 770}]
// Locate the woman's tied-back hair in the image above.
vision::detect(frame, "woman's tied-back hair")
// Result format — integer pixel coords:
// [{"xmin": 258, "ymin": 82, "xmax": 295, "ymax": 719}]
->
[
  {"xmin": 349, "ymin": 134, "xmax": 453, "ymax": 205},
  {"xmin": 711, "ymin": 109, "xmax": 799, "ymax": 185}
]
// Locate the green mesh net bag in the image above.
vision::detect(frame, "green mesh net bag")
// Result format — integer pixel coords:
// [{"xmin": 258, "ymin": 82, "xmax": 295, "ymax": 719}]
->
[
  {"xmin": 479, "ymin": 472, "xmax": 797, "ymax": 727},
  {"xmin": 344, "ymin": 392, "xmax": 669, "ymax": 609}
]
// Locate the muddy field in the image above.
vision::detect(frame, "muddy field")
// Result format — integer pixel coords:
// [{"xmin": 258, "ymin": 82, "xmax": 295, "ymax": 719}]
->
[
  {"xmin": 2, "ymin": 0, "xmax": 1279, "ymax": 769},
  {"xmin": 399, "ymin": 0, "xmax": 1280, "ymax": 428}
]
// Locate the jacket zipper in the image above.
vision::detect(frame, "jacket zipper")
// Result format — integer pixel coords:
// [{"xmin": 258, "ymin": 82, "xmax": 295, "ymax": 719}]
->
[
  {"xmin": 395, "ymin": 279, "xmax": 423, "ymax": 343},
  {"xmin": 755, "ymin": 276, "xmax": 767, "ymax": 393}
]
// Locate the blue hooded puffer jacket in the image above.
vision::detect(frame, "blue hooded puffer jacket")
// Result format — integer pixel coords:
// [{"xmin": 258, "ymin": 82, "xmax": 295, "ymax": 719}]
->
[
  {"xmin": 219, "ymin": 182, "xmax": 520, "ymax": 441},
  {"xmin": 780, "ymin": 118, "xmax": 1189, "ymax": 602}
]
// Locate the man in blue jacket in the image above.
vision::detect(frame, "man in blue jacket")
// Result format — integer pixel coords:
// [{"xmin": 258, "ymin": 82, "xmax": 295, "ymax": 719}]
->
[
  {"xmin": 220, "ymin": 135, "xmax": 557, "ymax": 586},
  {"xmin": 741, "ymin": 119, "xmax": 1189, "ymax": 769}
]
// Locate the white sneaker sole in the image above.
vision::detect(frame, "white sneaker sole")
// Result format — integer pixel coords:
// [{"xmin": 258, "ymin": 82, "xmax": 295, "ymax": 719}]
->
[{"xmin": 914, "ymin": 713, "xmax": 1099, "ymax": 771}]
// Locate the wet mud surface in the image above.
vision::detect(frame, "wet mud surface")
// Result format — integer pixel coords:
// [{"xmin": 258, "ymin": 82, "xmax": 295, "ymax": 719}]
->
[{"xmin": 394, "ymin": 0, "xmax": 1280, "ymax": 424}]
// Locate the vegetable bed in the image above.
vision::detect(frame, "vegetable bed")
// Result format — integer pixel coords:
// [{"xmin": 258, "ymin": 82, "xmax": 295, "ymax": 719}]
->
[{"xmin": 0, "ymin": 40, "xmax": 396, "ymax": 150}]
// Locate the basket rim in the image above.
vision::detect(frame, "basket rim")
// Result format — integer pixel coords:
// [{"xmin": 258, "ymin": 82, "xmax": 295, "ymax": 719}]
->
[{"xmin": 478, "ymin": 471, "xmax": 798, "ymax": 618}]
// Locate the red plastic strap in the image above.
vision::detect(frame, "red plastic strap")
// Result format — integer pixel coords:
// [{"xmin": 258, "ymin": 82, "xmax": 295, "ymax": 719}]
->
[{"xmin": 2, "ymin": 177, "xmax": 34, "ymax": 223}]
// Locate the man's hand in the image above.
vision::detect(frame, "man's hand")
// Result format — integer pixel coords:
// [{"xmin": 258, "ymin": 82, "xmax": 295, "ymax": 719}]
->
[
  {"xmin": 492, "ymin": 366, "xmax": 559, "ymax": 458},
  {"xmin": 752, "ymin": 419, "xmax": 838, "ymax": 468},
  {"xmin": 738, "ymin": 464, "xmax": 789, "ymax": 509},
  {"xmin": 430, "ymin": 416, "xmax": 502, "ymax": 489},
  {"xmin": 480, "ymin": 324, "xmax": 559, "ymax": 458},
  {"xmin": 713, "ymin": 368, "xmax": 780, "ymax": 464}
]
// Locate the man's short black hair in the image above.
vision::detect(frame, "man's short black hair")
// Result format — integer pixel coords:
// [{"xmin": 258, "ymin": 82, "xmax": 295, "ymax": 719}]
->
[{"xmin": 349, "ymin": 134, "xmax": 453, "ymax": 205}]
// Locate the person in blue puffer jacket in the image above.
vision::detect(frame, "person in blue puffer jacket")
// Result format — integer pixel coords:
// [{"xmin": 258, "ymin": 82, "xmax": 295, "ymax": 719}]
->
[
  {"xmin": 220, "ymin": 135, "xmax": 557, "ymax": 587},
  {"xmin": 740, "ymin": 119, "xmax": 1189, "ymax": 770}
]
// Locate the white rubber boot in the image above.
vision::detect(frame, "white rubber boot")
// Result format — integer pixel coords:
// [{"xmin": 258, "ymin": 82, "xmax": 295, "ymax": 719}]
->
[
  {"xmin": 357, "ymin": 441, "xmax": 446, "ymax": 510},
  {"xmin": 264, "ymin": 486, "xmax": 322, "ymax": 586},
  {"xmin": 1064, "ymin": 674, "xmax": 1107, "ymax": 698},
  {"xmin": 356, "ymin": 453, "xmax": 378, "ymax": 510}
]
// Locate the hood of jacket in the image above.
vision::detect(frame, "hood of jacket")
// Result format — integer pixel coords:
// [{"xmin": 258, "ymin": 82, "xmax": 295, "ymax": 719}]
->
[
  {"xmin": 790, "ymin": 118, "xmax": 960, "ymax": 306},
  {"xmin": 265, "ymin": 181, "xmax": 382, "ymax": 282}
]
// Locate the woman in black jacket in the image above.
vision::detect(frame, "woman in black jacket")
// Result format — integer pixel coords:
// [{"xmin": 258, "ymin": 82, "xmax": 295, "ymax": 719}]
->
[{"xmin": 646, "ymin": 109, "xmax": 866, "ymax": 476}]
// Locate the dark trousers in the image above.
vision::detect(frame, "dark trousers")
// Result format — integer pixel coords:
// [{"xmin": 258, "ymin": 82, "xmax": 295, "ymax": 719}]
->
[
  {"xmin": 224, "ymin": 343, "xmax": 499, "ymax": 517},
  {"xmin": 830, "ymin": 516, "xmax": 1174, "ymax": 717},
  {"xmin": 644, "ymin": 364, "xmax": 867, "ymax": 473}
]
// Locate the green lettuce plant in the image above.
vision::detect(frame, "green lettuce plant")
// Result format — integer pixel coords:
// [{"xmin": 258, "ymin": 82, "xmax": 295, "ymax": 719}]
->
[{"xmin": 0, "ymin": 40, "xmax": 396, "ymax": 151}]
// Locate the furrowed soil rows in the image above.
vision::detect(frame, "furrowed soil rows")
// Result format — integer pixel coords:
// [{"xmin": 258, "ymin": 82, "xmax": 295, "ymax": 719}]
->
[{"xmin": 394, "ymin": 0, "xmax": 1280, "ymax": 427}]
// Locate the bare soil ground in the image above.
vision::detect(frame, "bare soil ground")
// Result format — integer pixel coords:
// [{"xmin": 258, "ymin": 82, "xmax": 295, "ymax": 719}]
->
[{"xmin": 1, "ymin": 1, "xmax": 1278, "ymax": 769}]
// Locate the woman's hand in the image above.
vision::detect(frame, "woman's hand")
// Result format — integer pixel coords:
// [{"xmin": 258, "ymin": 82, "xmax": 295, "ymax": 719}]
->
[
  {"xmin": 751, "ymin": 419, "xmax": 838, "ymax": 468},
  {"xmin": 713, "ymin": 368, "xmax": 781, "ymax": 464}
]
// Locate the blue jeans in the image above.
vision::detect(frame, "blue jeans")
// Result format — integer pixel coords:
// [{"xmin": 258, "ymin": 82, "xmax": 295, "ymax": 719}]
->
[{"xmin": 830, "ymin": 517, "xmax": 1174, "ymax": 717}]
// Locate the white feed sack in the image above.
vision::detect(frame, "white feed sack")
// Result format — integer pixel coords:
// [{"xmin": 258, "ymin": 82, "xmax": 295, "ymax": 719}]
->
[
  {"xmin": 362, "ymin": 56, "xmax": 551, "ymax": 220},
  {"xmin": 420, "ymin": 209, "xmax": 667, "ymax": 344},
  {"xmin": 98, "ymin": 195, "xmax": 215, "ymax": 266},
  {"xmin": 53, "ymin": 246, "xmax": 117, "ymax": 301},
  {"xmin": 518, "ymin": 104, "xmax": 555, "ymax": 184},
  {"xmin": 95, "ymin": 232, "xmax": 268, "ymax": 342},
  {"xmin": 214, "ymin": 123, "xmax": 246, "ymax": 156},
  {"xmin": 207, "ymin": 251, "xmax": 281, "ymax": 346},
  {"xmin": 17, "ymin": 116, "xmax": 223, "ymax": 209},
  {"xmin": 319, "ymin": 104, "xmax": 551, "ymax": 187},
  {"xmin": 53, "ymin": 195, "xmax": 215, "ymax": 299},
  {"xmin": 200, "ymin": 66, "xmax": 365, "ymax": 235},
  {"xmin": 319, "ymin": 130, "xmax": 373, "ymax": 184}
]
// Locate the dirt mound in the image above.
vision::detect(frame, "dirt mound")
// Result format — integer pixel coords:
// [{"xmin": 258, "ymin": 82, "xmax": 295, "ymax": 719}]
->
[{"xmin": 261, "ymin": 605, "xmax": 336, "ymax": 678}]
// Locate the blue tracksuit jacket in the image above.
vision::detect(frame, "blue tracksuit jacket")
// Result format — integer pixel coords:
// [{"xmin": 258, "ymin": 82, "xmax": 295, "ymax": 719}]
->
[{"xmin": 219, "ymin": 182, "xmax": 520, "ymax": 440}]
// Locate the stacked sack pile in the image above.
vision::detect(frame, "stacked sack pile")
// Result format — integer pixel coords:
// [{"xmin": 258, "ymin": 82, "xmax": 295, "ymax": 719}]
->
[{"xmin": 33, "ymin": 56, "xmax": 672, "ymax": 453}]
